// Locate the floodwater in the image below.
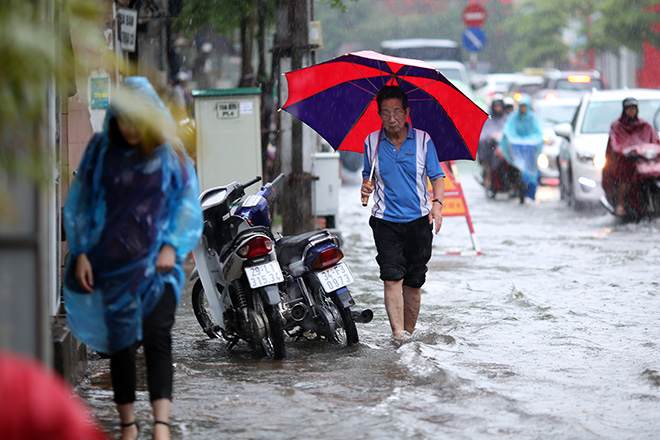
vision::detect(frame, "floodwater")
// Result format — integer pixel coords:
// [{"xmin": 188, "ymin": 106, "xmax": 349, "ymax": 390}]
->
[{"xmin": 77, "ymin": 162, "xmax": 660, "ymax": 439}]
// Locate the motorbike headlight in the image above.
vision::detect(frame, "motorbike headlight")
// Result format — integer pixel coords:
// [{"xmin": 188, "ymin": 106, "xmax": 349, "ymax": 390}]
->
[
  {"xmin": 642, "ymin": 147, "xmax": 659, "ymax": 160},
  {"xmin": 537, "ymin": 153, "xmax": 550, "ymax": 169}
]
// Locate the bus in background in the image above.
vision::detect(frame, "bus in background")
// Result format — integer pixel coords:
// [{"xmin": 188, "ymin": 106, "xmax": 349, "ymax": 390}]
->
[{"xmin": 380, "ymin": 39, "xmax": 462, "ymax": 62}]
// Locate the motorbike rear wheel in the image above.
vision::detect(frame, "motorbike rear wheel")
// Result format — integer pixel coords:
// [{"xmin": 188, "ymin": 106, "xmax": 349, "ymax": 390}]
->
[
  {"xmin": 309, "ymin": 277, "xmax": 359, "ymax": 346},
  {"xmin": 191, "ymin": 279, "xmax": 220, "ymax": 339},
  {"xmin": 330, "ymin": 294, "xmax": 359, "ymax": 346},
  {"xmin": 253, "ymin": 292, "xmax": 286, "ymax": 360}
]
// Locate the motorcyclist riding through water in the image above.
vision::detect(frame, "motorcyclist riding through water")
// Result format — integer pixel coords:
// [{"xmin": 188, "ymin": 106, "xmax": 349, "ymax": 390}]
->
[
  {"xmin": 500, "ymin": 94, "xmax": 544, "ymax": 202},
  {"xmin": 478, "ymin": 94, "xmax": 508, "ymax": 189},
  {"xmin": 602, "ymin": 97, "xmax": 660, "ymax": 216}
]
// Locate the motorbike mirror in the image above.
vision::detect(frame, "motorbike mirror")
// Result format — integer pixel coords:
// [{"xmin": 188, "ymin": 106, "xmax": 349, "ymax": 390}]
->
[{"xmin": 554, "ymin": 123, "xmax": 572, "ymax": 139}]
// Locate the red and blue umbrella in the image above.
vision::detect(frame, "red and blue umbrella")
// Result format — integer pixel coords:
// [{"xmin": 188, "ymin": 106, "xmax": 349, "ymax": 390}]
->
[{"xmin": 281, "ymin": 50, "xmax": 489, "ymax": 162}]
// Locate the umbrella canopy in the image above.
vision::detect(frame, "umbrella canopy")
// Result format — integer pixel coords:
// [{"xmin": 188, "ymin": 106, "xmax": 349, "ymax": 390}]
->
[{"xmin": 281, "ymin": 50, "xmax": 489, "ymax": 162}]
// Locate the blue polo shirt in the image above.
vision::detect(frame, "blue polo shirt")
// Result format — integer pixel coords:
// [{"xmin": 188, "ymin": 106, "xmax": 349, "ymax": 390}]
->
[{"xmin": 362, "ymin": 124, "xmax": 444, "ymax": 223}]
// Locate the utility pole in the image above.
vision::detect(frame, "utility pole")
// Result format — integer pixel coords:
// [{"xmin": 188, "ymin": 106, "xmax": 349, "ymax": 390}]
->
[{"xmin": 275, "ymin": 0, "xmax": 314, "ymax": 235}]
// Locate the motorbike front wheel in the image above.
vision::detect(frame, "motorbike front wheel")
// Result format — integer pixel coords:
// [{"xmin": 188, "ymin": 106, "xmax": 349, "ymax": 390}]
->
[
  {"xmin": 253, "ymin": 292, "xmax": 286, "ymax": 360},
  {"xmin": 191, "ymin": 279, "xmax": 220, "ymax": 339}
]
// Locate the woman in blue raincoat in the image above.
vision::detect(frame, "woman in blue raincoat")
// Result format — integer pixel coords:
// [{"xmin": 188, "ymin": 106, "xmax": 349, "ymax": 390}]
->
[
  {"xmin": 500, "ymin": 95, "xmax": 544, "ymax": 201},
  {"xmin": 63, "ymin": 77, "xmax": 203, "ymax": 440}
]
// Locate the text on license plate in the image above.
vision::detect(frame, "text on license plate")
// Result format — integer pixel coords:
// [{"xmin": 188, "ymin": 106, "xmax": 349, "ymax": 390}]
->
[
  {"xmin": 245, "ymin": 261, "xmax": 284, "ymax": 289},
  {"xmin": 317, "ymin": 262, "xmax": 354, "ymax": 293}
]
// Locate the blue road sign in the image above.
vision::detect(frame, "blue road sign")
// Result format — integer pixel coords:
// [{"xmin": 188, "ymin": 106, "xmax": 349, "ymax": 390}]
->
[{"xmin": 462, "ymin": 27, "xmax": 487, "ymax": 53}]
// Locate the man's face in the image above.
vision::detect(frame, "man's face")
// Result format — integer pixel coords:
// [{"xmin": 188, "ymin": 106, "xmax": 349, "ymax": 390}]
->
[
  {"xmin": 519, "ymin": 104, "xmax": 528, "ymax": 115},
  {"xmin": 379, "ymin": 98, "xmax": 409, "ymax": 134}
]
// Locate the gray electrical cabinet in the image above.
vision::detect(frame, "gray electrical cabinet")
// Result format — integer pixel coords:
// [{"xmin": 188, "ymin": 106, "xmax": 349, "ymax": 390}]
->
[
  {"xmin": 193, "ymin": 88, "xmax": 262, "ymax": 192},
  {"xmin": 312, "ymin": 151, "xmax": 341, "ymax": 228}
]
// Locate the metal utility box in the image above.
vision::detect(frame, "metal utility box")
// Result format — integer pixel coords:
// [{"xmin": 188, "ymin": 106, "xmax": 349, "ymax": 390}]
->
[
  {"xmin": 193, "ymin": 88, "xmax": 262, "ymax": 192},
  {"xmin": 312, "ymin": 151, "xmax": 341, "ymax": 227}
]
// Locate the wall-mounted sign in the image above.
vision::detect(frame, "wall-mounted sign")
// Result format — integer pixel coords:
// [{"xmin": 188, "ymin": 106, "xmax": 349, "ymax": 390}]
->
[
  {"xmin": 240, "ymin": 101, "xmax": 253, "ymax": 115},
  {"xmin": 90, "ymin": 77, "xmax": 109, "ymax": 110},
  {"xmin": 117, "ymin": 7, "xmax": 138, "ymax": 52},
  {"xmin": 216, "ymin": 102, "xmax": 239, "ymax": 119}
]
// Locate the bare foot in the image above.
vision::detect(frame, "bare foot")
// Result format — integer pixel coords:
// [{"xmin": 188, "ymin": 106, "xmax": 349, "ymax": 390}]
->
[{"xmin": 615, "ymin": 204, "xmax": 626, "ymax": 216}]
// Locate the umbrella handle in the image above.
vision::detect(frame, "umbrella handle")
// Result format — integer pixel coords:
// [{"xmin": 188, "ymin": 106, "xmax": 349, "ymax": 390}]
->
[{"xmin": 361, "ymin": 180, "xmax": 373, "ymax": 207}]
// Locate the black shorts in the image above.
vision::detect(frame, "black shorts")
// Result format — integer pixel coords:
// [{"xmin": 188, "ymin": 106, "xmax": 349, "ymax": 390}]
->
[{"xmin": 369, "ymin": 215, "xmax": 433, "ymax": 288}]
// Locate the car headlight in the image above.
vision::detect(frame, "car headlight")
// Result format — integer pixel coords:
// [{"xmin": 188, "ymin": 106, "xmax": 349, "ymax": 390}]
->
[
  {"xmin": 576, "ymin": 152, "xmax": 594, "ymax": 164},
  {"xmin": 593, "ymin": 154, "xmax": 606, "ymax": 169},
  {"xmin": 537, "ymin": 153, "xmax": 550, "ymax": 169},
  {"xmin": 576, "ymin": 152, "xmax": 606, "ymax": 169}
]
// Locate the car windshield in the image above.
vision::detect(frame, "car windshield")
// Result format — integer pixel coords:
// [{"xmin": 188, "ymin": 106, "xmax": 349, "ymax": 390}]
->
[
  {"xmin": 437, "ymin": 68, "xmax": 462, "ymax": 82},
  {"xmin": 580, "ymin": 98, "xmax": 660, "ymax": 134},
  {"xmin": 381, "ymin": 46, "xmax": 461, "ymax": 62},
  {"xmin": 555, "ymin": 77, "xmax": 603, "ymax": 91},
  {"xmin": 535, "ymin": 104, "xmax": 578, "ymax": 127}
]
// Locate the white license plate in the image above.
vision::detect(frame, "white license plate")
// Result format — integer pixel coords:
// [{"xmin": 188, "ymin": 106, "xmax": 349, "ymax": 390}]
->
[
  {"xmin": 317, "ymin": 262, "xmax": 355, "ymax": 293},
  {"xmin": 245, "ymin": 261, "xmax": 284, "ymax": 289}
]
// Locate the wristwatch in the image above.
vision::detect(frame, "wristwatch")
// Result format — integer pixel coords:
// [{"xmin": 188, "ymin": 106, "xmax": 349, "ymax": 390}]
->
[{"xmin": 432, "ymin": 199, "xmax": 443, "ymax": 206}]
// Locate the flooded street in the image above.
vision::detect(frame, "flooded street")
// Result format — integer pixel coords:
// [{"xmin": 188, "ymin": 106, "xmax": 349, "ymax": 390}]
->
[{"xmin": 78, "ymin": 162, "xmax": 660, "ymax": 439}]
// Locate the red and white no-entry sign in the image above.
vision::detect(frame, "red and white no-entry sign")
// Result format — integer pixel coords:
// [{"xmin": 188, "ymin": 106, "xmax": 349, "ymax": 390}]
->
[{"xmin": 462, "ymin": 4, "xmax": 487, "ymax": 28}]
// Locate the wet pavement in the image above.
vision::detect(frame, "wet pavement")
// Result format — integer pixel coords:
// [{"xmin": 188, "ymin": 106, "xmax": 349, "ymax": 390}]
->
[{"xmin": 77, "ymin": 162, "xmax": 660, "ymax": 439}]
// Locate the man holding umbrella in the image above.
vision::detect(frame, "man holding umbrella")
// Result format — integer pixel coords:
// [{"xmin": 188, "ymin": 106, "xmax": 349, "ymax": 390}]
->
[
  {"xmin": 361, "ymin": 85, "xmax": 445, "ymax": 345},
  {"xmin": 281, "ymin": 51, "xmax": 488, "ymax": 344}
]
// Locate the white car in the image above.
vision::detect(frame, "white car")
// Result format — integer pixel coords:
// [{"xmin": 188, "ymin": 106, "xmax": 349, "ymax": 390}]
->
[
  {"xmin": 554, "ymin": 89, "xmax": 660, "ymax": 207},
  {"xmin": 425, "ymin": 60, "xmax": 470, "ymax": 85},
  {"xmin": 474, "ymin": 73, "xmax": 527, "ymax": 106},
  {"xmin": 533, "ymin": 97, "xmax": 580, "ymax": 185},
  {"xmin": 424, "ymin": 61, "xmax": 486, "ymax": 110}
]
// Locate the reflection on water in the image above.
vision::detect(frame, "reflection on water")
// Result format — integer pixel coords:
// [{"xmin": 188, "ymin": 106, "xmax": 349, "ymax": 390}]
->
[{"xmin": 77, "ymin": 164, "xmax": 660, "ymax": 439}]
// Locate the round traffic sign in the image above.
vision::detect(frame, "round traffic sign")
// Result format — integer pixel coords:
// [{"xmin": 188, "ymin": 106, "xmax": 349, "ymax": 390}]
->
[
  {"xmin": 462, "ymin": 4, "xmax": 487, "ymax": 28},
  {"xmin": 462, "ymin": 27, "xmax": 487, "ymax": 53}
]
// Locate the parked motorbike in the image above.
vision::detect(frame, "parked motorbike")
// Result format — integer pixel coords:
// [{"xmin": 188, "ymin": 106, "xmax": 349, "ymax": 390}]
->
[
  {"xmin": 601, "ymin": 143, "xmax": 660, "ymax": 220},
  {"xmin": 191, "ymin": 173, "xmax": 372, "ymax": 357},
  {"xmin": 276, "ymin": 228, "xmax": 372, "ymax": 346},
  {"xmin": 190, "ymin": 175, "xmax": 286, "ymax": 359}
]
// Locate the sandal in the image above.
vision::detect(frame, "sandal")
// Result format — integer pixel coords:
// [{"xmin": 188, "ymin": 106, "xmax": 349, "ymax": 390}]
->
[
  {"xmin": 120, "ymin": 421, "xmax": 139, "ymax": 440},
  {"xmin": 153, "ymin": 420, "xmax": 170, "ymax": 440}
]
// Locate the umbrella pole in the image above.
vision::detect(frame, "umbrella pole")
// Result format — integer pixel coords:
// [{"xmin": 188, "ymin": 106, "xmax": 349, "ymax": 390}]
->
[{"xmin": 361, "ymin": 146, "xmax": 377, "ymax": 207}]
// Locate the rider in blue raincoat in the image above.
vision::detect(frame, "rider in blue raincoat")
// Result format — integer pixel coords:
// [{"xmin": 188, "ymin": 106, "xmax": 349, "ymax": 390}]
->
[
  {"xmin": 500, "ymin": 95, "xmax": 544, "ymax": 200},
  {"xmin": 62, "ymin": 76, "xmax": 203, "ymax": 437}
]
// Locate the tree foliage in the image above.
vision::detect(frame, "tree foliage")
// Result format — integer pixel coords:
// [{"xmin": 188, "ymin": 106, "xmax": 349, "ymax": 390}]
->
[
  {"xmin": 503, "ymin": 0, "xmax": 660, "ymax": 70},
  {"xmin": 0, "ymin": 0, "xmax": 109, "ymax": 186},
  {"xmin": 590, "ymin": 0, "xmax": 660, "ymax": 52},
  {"xmin": 502, "ymin": 0, "xmax": 575, "ymax": 70},
  {"xmin": 175, "ymin": 0, "xmax": 263, "ymax": 37},
  {"xmin": 315, "ymin": 0, "xmax": 465, "ymax": 62},
  {"xmin": 317, "ymin": 0, "xmax": 660, "ymax": 73}
]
